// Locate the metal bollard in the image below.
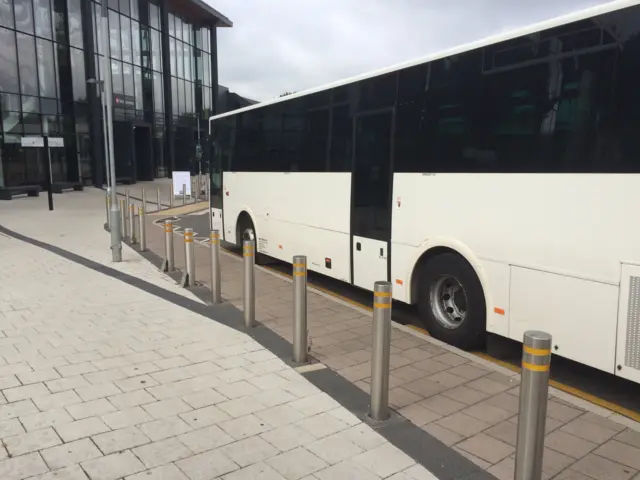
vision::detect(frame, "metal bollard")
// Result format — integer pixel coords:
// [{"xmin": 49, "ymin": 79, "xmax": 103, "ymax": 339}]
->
[
  {"xmin": 182, "ymin": 183, "xmax": 186, "ymax": 205},
  {"xmin": 125, "ymin": 189, "xmax": 130, "ymax": 215},
  {"xmin": 161, "ymin": 219, "xmax": 175, "ymax": 272},
  {"xmin": 156, "ymin": 186, "xmax": 161, "ymax": 212},
  {"xmin": 515, "ymin": 331, "xmax": 552, "ymax": 480},
  {"xmin": 170, "ymin": 184, "xmax": 174, "ymax": 208},
  {"xmin": 138, "ymin": 206, "xmax": 146, "ymax": 251},
  {"xmin": 142, "ymin": 188, "xmax": 147, "ymax": 214},
  {"xmin": 120, "ymin": 199, "xmax": 127, "ymax": 239},
  {"xmin": 210, "ymin": 230, "xmax": 222, "ymax": 304},
  {"xmin": 128, "ymin": 204, "xmax": 136, "ymax": 244},
  {"xmin": 243, "ymin": 240, "xmax": 255, "ymax": 328},
  {"xmin": 292, "ymin": 256, "xmax": 308, "ymax": 364},
  {"xmin": 181, "ymin": 228, "xmax": 196, "ymax": 287},
  {"xmin": 369, "ymin": 281, "xmax": 392, "ymax": 422}
]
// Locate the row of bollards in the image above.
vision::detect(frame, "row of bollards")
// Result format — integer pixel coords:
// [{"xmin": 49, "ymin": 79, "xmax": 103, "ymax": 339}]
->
[{"xmin": 156, "ymin": 219, "xmax": 551, "ymax": 479}]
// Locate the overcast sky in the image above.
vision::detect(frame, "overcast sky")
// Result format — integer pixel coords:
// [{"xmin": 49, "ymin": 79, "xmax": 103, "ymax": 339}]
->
[{"xmin": 207, "ymin": 0, "xmax": 613, "ymax": 102}]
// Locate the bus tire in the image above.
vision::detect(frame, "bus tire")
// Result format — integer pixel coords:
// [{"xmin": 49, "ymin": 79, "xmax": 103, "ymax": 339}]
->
[
  {"xmin": 236, "ymin": 215, "xmax": 268, "ymax": 265},
  {"xmin": 417, "ymin": 253, "xmax": 486, "ymax": 350}
]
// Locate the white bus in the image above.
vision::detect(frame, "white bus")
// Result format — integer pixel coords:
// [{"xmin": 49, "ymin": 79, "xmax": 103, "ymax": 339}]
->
[{"xmin": 210, "ymin": 0, "xmax": 640, "ymax": 384}]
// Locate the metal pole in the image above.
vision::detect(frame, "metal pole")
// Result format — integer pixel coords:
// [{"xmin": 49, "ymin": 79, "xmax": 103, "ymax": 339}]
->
[
  {"xmin": 102, "ymin": 1, "xmax": 121, "ymax": 262},
  {"xmin": 105, "ymin": 193, "xmax": 110, "ymax": 230},
  {"xmin": 128, "ymin": 204, "xmax": 136, "ymax": 244},
  {"xmin": 195, "ymin": 177, "xmax": 199, "ymax": 203},
  {"xmin": 119, "ymin": 199, "xmax": 126, "ymax": 239},
  {"xmin": 369, "ymin": 281, "xmax": 392, "ymax": 422},
  {"xmin": 292, "ymin": 256, "xmax": 308, "ymax": 363},
  {"xmin": 138, "ymin": 206, "xmax": 146, "ymax": 251},
  {"xmin": 515, "ymin": 331, "xmax": 552, "ymax": 480},
  {"xmin": 125, "ymin": 189, "xmax": 130, "ymax": 218},
  {"xmin": 170, "ymin": 184, "xmax": 174, "ymax": 208},
  {"xmin": 210, "ymin": 230, "xmax": 221, "ymax": 304},
  {"xmin": 182, "ymin": 183, "xmax": 186, "ymax": 205},
  {"xmin": 156, "ymin": 185, "xmax": 161, "ymax": 212},
  {"xmin": 162, "ymin": 219, "xmax": 175, "ymax": 272},
  {"xmin": 243, "ymin": 240, "xmax": 255, "ymax": 328},
  {"xmin": 142, "ymin": 188, "xmax": 146, "ymax": 213},
  {"xmin": 181, "ymin": 228, "xmax": 195, "ymax": 287},
  {"xmin": 206, "ymin": 177, "xmax": 212, "ymax": 231}
]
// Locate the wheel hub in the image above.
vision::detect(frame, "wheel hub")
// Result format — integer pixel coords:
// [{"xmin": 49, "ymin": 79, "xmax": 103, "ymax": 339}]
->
[{"xmin": 429, "ymin": 275, "xmax": 467, "ymax": 330}]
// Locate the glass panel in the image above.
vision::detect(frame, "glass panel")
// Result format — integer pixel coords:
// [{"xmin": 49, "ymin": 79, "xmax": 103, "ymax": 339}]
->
[
  {"xmin": 108, "ymin": 0, "xmax": 118, "ymax": 11},
  {"xmin": 184, "ymin": 81, "xmax": 191, "ymax": 114},
  {"xmin": 174, "ymin": 16, "xmax": 181, "ymax": 41},
  {"xmin": 134, "ymin": 65, "xmax": 143, "ymax": 110},
  {"xmin": 119, "ymin": 0, "xmax": 129, "ymax": 16},
  {"xmin": 21, "ymin": 95, "xmax": 39, "ymax": 113},
  {"xmin": 34, "ymin": 0, "xmax": 52, "ymax": 39},
  {"xmin": 15, "ymin": 0, "xmax": 35, "ymax": 34},
  {"xmin": 0, "ymin": 0, "xmax": 14, "ymax": 29},
  {"xmin": 111, "ymin": 59, "xmax": 123, "ymax": 94},
  {"xmin": 131, "ymin": 20, "xmax": 140, "ymax": 65},
  {"xmin": 203, "ymin": 27, "xmax": 209, "ymax": 52},
  {"xmin": 93, "ymin": 3, "xmax": 103, "ymax": 55},
  {"xmin": 37, "ymin": 38, "xmax": 56, "ymax": 97},
  {"xmin": 195, "ymin": 50, "xmax": 202, "ymax": 82},
  {"xmin": 153, "ymin": 71, "xmax": 162, "ymax": 113},
  {"xmin": 70, "ymin": 47, "xmax": 86, "ymax": 102},
  {"xmin": 0, "ymin": 28, "xmax": 20, "ymax": 94},
  {"xmin": 140, "ymin": 25, "xmax": 150, "ymax": 68},
  {"xmin": 183, "ymin": 42, "xmax": 191, "ymax": 81},
  {"xmin": 130, "ymin": 0, "xmax": 138, "ymax": 20},
  {"xmin": 182, "ymin": 20, "xmax": 188, "ymax": 44},
  {"xmin": 203, "ymin": 54, "xmax": 210, "ymax": 87},
  {"xmin": 169, "ymin": 37, "xmax": 176, "ymax": 76},
  {"xmin": 178, "ymin": 79, "xmax": 185, "ymax": 114},
  {"xmin": 68, "ymin": 0, "xmax": 82, "ymax": 47},
  {"xmin": 120, "ymin": 14, "xmax": 131, "ymax": 62},
  {"xmin": 17, "ymin": 33, "xmax": 38, "ymax": 96},
  {"xmin": 40, "ymin": 97, "xmax": 56, "ymax": 114},
  {"xmin": 150, "ymin": 28, "xmax": 160, "ymax": 71},
  {"xmin": 176, "ymin": 40, "xmax": 183, "ymax": 78},
  {"xmin": 171, "ymin": 76, "xmax": 177, "ymax": 115},
  {"xmin": 148, "ymin": 3, "xmax": 159, "ymax": 30},
  {"xmin": 123, "ymin": 62, "xmax": 133, "ymax": 99},
  {"xmin": 168, "ymin": 13, "xmax": 174, "ymax": 38},
  {"xmin": 109, "ymin": 9, "xmax": 120, "ymax": 59}
]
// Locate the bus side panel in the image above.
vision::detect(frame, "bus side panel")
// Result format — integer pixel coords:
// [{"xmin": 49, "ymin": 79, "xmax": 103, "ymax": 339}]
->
[
  {"xmin": 223, "ymin": 171, "xmax": 352, "ymax": 281},
  {"xmin": 510, "ymin": 266, "xmax": 618, "ymax": 374}
]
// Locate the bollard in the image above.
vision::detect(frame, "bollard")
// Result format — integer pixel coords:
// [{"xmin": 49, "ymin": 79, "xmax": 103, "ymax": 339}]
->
[
  {"xmin": 292, "ymin": 256, "xmax": 308, "ymax": 364},
  {"xmin": 369, "ymin": 281, "xmax": 392, "ymax": 422},
  {"xmin": 181, "ymin": 228, "xmax": 196, "ymax": 287},
  {"xmin": 170, "ymin": 184, "xmax": 174, "ymax": 208},
  {"xmin": 142, "ymin": 188, "xmax": 147, "ymax": 214},
  {"xmin": 210, "ymin": 230, "xmax": 222, "ymax": 304},
  {"xmin": 120, "ymin": 199, "xmax": 127, "ymax": 239},
  {"xmin": 125, "ymin": 189, "xmax": 130, "ymax": 215},
  {"xmin": 182, "ymin": 183, "xmax": 186, "ymax": 205},
  {"xmin": 156, "ymin": 186, "xmax": 161, "ymax": 212},
  {"xmin": 515, "ymin": 331, "xmax": 552, "ymax": 480},
  {"xmin": 243, "ymin": 240, "xmax": 255, "ymax": 328},
  {"xmin": 138, "ymin": 206, "xmax": 146, "ymax": 252},
  {"xmin": 128, "ymin": 204, "xmax": 136, "ymax": 244},
  {"xmin": 161, "ymin": 219, "xmax": 175, "ymax": 272}
]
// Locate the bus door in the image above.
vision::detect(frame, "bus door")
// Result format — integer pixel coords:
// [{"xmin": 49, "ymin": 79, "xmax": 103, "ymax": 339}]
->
[{"xmin": 351, "ymin": 109, "xmax": 393, "ymax": 291}]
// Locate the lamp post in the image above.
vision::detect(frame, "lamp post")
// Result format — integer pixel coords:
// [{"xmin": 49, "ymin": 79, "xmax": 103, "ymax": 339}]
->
[{"xmin": 88, "ymin": 0, "xmax": 121, "ymax": 262}]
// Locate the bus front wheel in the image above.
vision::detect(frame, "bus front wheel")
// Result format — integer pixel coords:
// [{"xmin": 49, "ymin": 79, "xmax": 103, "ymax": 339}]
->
[
  {"xmin": 417, "ymin": 253, "xmax": 486, "ymax": 350},
  {"xmin": 236, "ymin": 215, "xmax": 267, "ymax": 265}
]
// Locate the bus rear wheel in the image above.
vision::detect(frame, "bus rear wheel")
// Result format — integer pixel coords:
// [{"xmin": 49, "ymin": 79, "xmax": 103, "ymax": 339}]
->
[{"xmin": 417, "ymin": 253, "xmax": 486, "ymax": 350}]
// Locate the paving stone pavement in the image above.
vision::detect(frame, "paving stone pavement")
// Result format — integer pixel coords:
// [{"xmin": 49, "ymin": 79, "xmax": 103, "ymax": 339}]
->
[
  {"xmin": 3, "ymin": 188, "xmax": 640, "ymax": 480},
  {"xmin": 0, "ymin": 191, "xmax": 438, "ymax": 480}
]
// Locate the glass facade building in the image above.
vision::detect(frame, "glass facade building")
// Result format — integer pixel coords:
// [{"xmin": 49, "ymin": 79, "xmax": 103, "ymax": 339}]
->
[{"xmin": 0, "ymin": 0, "xmax": 231, "ymax": 189}]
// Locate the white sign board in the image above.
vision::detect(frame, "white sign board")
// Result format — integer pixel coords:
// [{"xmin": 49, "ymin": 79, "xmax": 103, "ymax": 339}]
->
[
  {"xmin": 172, "ymin": 171, "xmax": 192, "ymax": 197},
  {"xmin": 48, "ymin": 137, "xmax": 64, "ymax": 147},
  {"xmin": 21, "ymin": 136, "xmax": 44, "ymax": 147}
]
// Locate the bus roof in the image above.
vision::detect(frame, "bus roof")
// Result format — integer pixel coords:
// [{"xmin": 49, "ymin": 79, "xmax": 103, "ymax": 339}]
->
[{"xmin": 210, "ymin": 0, "xmax": 637, "ymax": 123}]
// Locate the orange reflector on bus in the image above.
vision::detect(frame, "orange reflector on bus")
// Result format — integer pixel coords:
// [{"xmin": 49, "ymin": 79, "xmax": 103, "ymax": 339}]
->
[
  {"xmin": 278, "ymin": 245, "xmax": 283, "ymax": 249},
  {"xmin": 494, "ymin": 307, "xmax": 505, "ymax": 315},
  {"xmin": 396, "ymin": 279, "xmax": 403, "ymax": 285}
]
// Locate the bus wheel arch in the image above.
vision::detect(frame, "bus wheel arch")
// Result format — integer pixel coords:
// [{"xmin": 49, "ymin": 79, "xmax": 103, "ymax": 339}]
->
[
  {"xmin": 236, "ymin": 211, "xmax": 256, "ymax": 245},
  {"xmin": 411, "ymin": 245, "xmax": 488, "ymax": 350}
]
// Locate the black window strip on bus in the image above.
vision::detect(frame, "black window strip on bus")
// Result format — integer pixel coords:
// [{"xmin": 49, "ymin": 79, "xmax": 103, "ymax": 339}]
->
[{"xmin": 213, "ymin": 4, "xmax": 640, "ymax": 175}]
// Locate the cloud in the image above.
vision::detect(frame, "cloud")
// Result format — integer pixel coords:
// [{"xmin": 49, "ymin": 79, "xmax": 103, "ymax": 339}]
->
[{"xmin": 207, "ymin": 0, "xmax": 614, "ymax": 101}]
